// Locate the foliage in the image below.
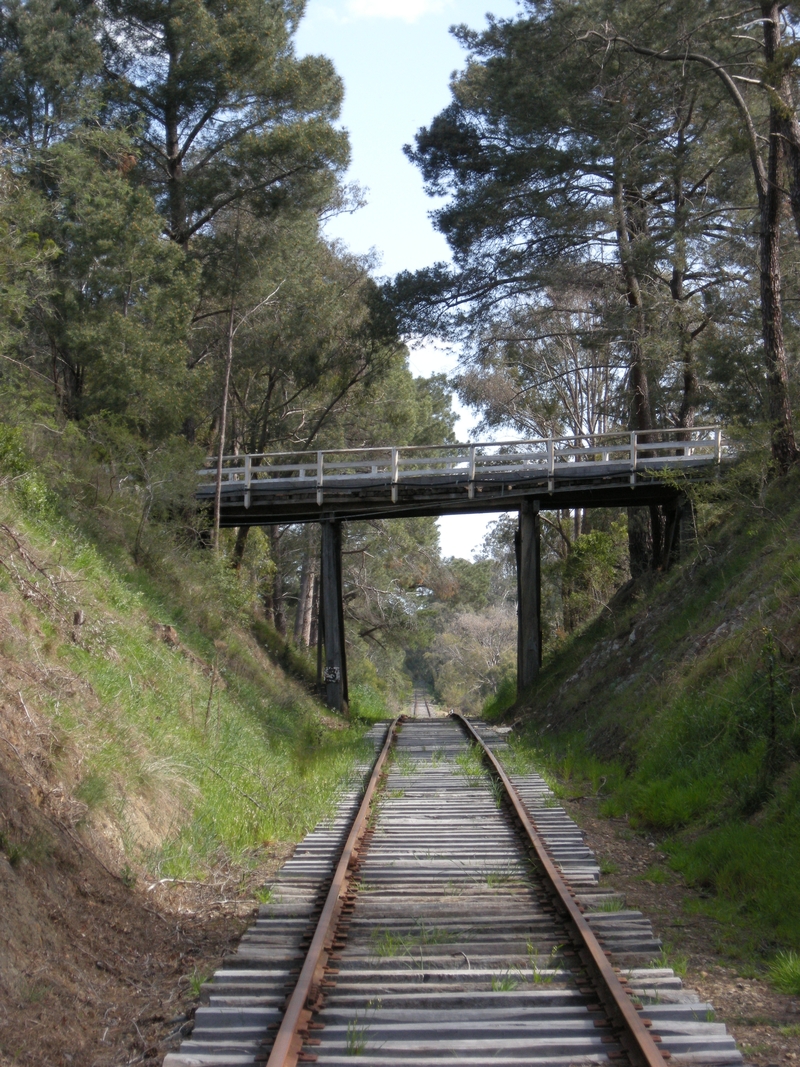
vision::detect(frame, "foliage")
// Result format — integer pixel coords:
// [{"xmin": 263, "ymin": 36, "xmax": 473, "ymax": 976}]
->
[
  {"xmin": 349, "ymin": 684, "xmax": 392, "ymax": 723},
  {"xmin": 0, "ymin": 400, "xmax": 378, "ymax": 877},
  {"xmin": 427, "ymin": 606, "xmax": 516, "ymax": 712},
  {"xmin": 37, "ymin": 130, "xmax": 200, "ymax": 435},
  {"xmin": 101, "ymin": 0, "xmax": 349, "ymax": 247},
  {"xmin": 509, "ymin": 461, "xmax": 800, "ymax": 954},
  {"xmin": 768, "ymin": 951, "xmax": 800, "ymax": 995},
  {"xmin": 482, "ymin": 676, "xmax": 517, "ymax": 721}
]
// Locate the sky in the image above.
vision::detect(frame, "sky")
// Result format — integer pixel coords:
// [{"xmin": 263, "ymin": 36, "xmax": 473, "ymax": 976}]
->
[{"xmin": 295, "ymin": 0, "xmax": 520, "ymax": 559}]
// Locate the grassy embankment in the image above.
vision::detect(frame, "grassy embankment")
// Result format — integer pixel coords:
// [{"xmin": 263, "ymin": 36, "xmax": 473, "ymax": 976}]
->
[
  {"xmin": 0, "ymin": 417, "xmax": 389, "ymax": 888},
  {"xmin": 486, "ymin": 456, "xmax": 800, "ymax": 972}
]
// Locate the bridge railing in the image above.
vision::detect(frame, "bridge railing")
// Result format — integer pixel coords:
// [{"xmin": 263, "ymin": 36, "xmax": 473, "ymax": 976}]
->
[{"xmin": 198, "ymin": 426, "xmax": 723, "ymax": 504}]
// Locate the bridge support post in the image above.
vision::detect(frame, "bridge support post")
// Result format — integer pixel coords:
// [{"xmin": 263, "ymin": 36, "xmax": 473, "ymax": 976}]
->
[
  {"xmin": 516, "ymin": 499, "xmax": 542, "ymax": 697},
  {"xmin": 320, "ymin": 521, "xmax": 348, "ymax": 714}
]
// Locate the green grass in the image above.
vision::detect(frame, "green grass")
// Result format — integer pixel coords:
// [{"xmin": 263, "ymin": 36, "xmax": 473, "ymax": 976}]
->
[
  {"xmin": 636, "ymin": 865, "xmax": 670, "ymax": 885},
  {"xmin": 392, "ymin": 751, "xmax": 417, "ymax": 777},
  {"xmin": 527, "ymin": 942, "xmax": 562, "ymax": 982},
  {"xmin": 186, "ymin": 968, "xmax": 208, "ymax": 998},
  {"xmin": 371, "ymin": 922, "xmax": 457, "ymax": 957},
  {"xmin": 589, "ymin": 897, "xmax": 625, "ymax": 912},
  {"xmin": 74, "ymin": 772, "xmax": 109, "ymax": 810},
  {"xmin": 455, "ymin": 744, "xmax": 484, "ymax": 785},
  {"xmin": 0, "ymin": 438, "xmax": 376, "ymax": 883},
  {"xmin": 485, "ymin": 868, "xmax": 519, "ymax": 887},
  {"xmin": 508, "ymin": 461, "xmax": 800, "ymax": 957},
  {"xmin": 0, "ymin": 829, "xmax": 54, "ymax": 868},
  {"xmin": 482, "ymin": 676, "xmax": 517, "ymax": 720},
  {"xmin": 349, "ymin": 684, "xmax": 393, "ymax": 724},
  {"xmin": 346, "ymin": 1014, "xmax": 371, "ymax": 1055},
  {"xmin": 768, "ymin": 950, "xmax": 800, "ymax": 994},
  {"xmin": 652, "ymin": 947, "xmax": 689, "ymax": 978}
]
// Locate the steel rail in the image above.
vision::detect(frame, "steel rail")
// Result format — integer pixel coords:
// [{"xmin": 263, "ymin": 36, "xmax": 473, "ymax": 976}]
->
[
  {"xmin": 265, "ymin": 717, "xmax": 400, "ymax": 1067},
  {"xmin": 454, "ymin": 712, "xmax": 668, "ymax": 1067}
]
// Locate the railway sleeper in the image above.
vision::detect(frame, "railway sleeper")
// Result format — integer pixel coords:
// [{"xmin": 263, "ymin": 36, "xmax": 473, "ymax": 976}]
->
[{"xmin": 164, "ymin": 719, "xmax": 741, "ymax": 1067}]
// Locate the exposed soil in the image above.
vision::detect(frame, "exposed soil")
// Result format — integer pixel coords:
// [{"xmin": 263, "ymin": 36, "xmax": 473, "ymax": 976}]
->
[
  {"xmin": 0, "ymin": 738, "xmax": 296, "ymax": 1067},
  {"xmin": 565, "ymin": 795, "xmax": 800, "ymax": 1067}
]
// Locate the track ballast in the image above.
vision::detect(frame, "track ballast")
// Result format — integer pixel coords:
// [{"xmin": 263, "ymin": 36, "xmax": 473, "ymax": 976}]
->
[{"xmin": 165, "ymin": 717, "xmax": 741, "ymax": 1067}]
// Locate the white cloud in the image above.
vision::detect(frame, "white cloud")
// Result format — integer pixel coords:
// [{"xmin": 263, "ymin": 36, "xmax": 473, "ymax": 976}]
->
[{"xmin": 345, "ymin": 0, "xmax": 451, "ymax": 23}]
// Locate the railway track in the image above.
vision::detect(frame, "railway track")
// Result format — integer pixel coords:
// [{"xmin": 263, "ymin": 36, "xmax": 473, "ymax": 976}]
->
[
  {"xmin": 411, "ymin": 688, "xmax": 433, "ymax": 718},
  {"xmin": 164, "ymin": 717, "xmax": 741, "ymax": 1067}
]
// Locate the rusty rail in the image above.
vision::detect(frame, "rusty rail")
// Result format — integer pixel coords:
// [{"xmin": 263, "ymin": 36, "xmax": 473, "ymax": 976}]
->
[
  {"xmin": 454, "ymin": 712, "xmax": 668, "ymax": 1067},
  {"xmin": 265, "ymin": 717, "xmax": 400, "ymax": 1067}
]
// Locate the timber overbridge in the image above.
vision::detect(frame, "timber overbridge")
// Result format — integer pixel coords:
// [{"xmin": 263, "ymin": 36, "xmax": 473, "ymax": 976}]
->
[{"xmin": 197, "ymin": 427, "xmax": 726, "ymax": 711}]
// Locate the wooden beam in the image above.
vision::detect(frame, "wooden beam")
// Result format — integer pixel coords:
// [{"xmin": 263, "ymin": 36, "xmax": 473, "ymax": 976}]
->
[
  {"xmin": 517, "ymin": 498, "xmax": 541, "ymax": 696},
  {"xmin": 320, "ymin": 521, "xmax": 348, "ymax": 713}
]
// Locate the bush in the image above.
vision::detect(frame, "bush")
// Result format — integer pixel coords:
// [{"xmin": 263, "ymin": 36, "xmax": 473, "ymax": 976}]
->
[
  {"xmin": 769, "ymin": 951, "xmax": 800, "ymax": 994},
  {"xmin": 349, "ymin": 684, "xmax": 391, "ymax": 723},
  {"xmin": 482, "ymin": 675, "xmax": 517, "ymax": 720}
]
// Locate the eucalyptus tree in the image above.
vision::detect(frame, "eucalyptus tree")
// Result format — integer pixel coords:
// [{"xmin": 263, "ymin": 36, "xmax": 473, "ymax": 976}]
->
[
  {"xmin": 194, "ymin": 207, "xmax": 403, "ymax": 461},
  {"xmin": 454, "ymin": 293, "xmax": 624, "ymax": 440},
  {"xmin": 242, "ymin": 358, "xmax": 457, "ymax": 697}
]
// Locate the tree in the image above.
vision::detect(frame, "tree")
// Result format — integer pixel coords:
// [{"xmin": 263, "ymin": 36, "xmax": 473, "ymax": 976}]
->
[
  {"xmin": 0, "ymin": 0, "xmax": 102, "ymax": 152},
  {"xmin": 426, "ymin": 606, "xmax": 517, "ymax": 711},
  {"xmin": 587, "ymin": 0, "xmax": 800, "ymax": 470},
  {"xmin": 0, "ymin": 160, "xmax": 57, "ymax": 362},
  {"xmin": 31, "ymin": 129, "xmax": 199, "ymax": 435},
  {"xmin": 101, "ymin": 0, "xmax": 349, "ymax": 247},
  {"xmin": 393, "ymin": 0, "xmax": 796, "ymax": 567}
]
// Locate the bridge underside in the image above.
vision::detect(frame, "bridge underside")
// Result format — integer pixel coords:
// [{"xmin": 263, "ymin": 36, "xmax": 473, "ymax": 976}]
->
[
  {"xmin": 200, "ymin": 458, "xmax": 708, "ymax": 528},
  {"xmin": 196, "ymin": 429, "xmax": 723, "ymax": 713},
  {"xmin": 201, "ymin": 463, "xmax": 705, "ymax": 713}
]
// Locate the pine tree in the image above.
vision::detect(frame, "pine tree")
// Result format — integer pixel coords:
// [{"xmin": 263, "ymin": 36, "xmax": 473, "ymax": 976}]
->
[{"xmin": 101, "ymin": 0, "xmax": 349, "ymax": 247}]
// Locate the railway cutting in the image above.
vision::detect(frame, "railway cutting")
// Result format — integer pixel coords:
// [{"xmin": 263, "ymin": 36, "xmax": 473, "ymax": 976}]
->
[{"xmin": 164, "ymin": 717, "xmax": 742, "ymax": 1067}]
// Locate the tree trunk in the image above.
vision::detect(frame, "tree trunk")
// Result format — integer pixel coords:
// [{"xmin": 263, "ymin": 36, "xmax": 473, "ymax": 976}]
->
[
  {"xmin": 294, "ymin": 554, "xmax": 314, "ymax": 645},
  {"xmin": 232, "ymin": 525, "xmax": 249, "ymax": 569},
  {"xmin": 760, "ymin": 3, "xmax": 799, "ymax": 472},
  {"xmin": 627, "ymin": 507, "xmax": 651, "ymax": 579},
  {"xmin": 763, "ymin": 0, "xmax": 800, "ymax": 247},
  {"xmin": 269, "ymin": 527, "xmax": 286, "ymax": 637},
  {"xmin": 212, "ymin": 301, "xmax": 235, "ymax": 552},
  {"xmin": 164, "ymin": 36, "xmax": 188, "ymax": 248},
  {"xmin": 649, "ymin": 504, "xmax": 666, "ymax": 570},
  {"xmin": 671, "ymin": 121, "xmax": 698, "ymax": 431},
  {"xmin": 308, "ymin": 572, "xmax": 319, "ymax": 649},
  {"xmin": 615, "ymin": 177, "xmax": 659, "ymax": 576},
  {"xmin": 610, "ymin": 27, "xmax": 797, "ymax": 471}
]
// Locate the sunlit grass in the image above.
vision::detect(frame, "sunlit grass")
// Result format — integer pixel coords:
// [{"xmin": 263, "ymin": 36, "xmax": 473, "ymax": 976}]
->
[{"xmin": 769, "ymin": 950, "xmax": 800, "ymax": 995}]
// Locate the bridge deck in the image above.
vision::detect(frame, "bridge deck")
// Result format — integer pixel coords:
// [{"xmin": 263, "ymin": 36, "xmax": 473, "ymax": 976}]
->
[{"xmin": 197, "ymin": 428, "xmax": 724, "ymax": 526}]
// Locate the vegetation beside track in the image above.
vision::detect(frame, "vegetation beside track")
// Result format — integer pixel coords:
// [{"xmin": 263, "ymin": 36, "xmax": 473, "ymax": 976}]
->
[
  {"xmin": 0, "ymin": 419, "xmax": 389, "ymax": 889},
  {"xmin": 492, "ymin": 458, "xmax": 800, "ymax": 966}
]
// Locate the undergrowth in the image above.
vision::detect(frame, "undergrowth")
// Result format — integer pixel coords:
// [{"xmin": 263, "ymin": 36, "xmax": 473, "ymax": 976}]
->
[
  {"xmin": 501, "ymin": 458, "xmax": 800, "ymax": 960},
  {"xmin": 0, "ymin": 409, "xmax": 377, "ymax": 881}
]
